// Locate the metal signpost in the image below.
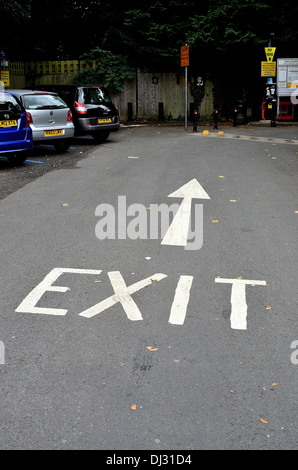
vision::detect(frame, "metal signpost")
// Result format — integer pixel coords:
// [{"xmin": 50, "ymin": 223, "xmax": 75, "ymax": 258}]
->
[
  {"xmin": 0, "ymin": 50, "xmax": 9, "ymax": 88},
  {"xmin": 261, "ymin": 43, "xmax": 277, "ymax": 126},
  {"xmin": 181, "ymin": 45, "xmax": 189, "ymax": 130}
]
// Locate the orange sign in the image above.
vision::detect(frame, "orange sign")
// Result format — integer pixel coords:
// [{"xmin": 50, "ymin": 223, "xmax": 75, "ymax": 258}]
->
[{"xmin": 181, "ymin": 46, "xmax": 189, "ymax": 67}]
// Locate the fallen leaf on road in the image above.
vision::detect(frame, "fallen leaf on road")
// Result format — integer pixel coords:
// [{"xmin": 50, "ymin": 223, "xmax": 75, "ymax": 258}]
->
[
  {"xmin": 260, "ymin": 418, "xmax": 268, "ymax": 424},
  {"xmin": 147, "ymin": 346, "xmax": 158, "ymax": 351},
  {"xmin": 230, "ymin": 200, "xmax": 238, "ymax": 203},
  {"xmin": 130, "ymin": 404, "xmax": 137, "ymax": 410},
  {"xmin": 265, "ymin": 305, "xmax": 272, "ymax": 310},
  {"xmin": 272, "ymin": 382, "xmax": 278, "ymax": 386},
  {"xmin": 61, "ymin": 203, "xmax": 69, "ymax": 207},
  {"xmin": 218, "ymin": 175, "xmax": 225, "ymax": 178}
]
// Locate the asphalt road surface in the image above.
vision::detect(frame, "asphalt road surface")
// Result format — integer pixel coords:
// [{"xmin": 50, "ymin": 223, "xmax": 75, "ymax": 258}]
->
[{"xmin": 0, "ymin": 123, "xmax": 297, "ymax": 452}]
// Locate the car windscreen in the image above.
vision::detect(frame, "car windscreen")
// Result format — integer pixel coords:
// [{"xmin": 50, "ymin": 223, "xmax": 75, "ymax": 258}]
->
[
  {"xmin": 23, "ymin": 94, "xmax": 68, "ymax": 110},
  {"xmin": 78, "ymin": 87, "xmax": 112, "ymax": 104},
  {"xmin": 0, "ymin": 93, "xmax": 23, "ymax": 113}
]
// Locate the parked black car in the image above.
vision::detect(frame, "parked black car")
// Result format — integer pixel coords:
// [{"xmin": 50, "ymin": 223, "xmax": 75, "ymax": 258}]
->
[{"xmin": 33, "ymin": 85, "xmax": 120, "ymax": 143}]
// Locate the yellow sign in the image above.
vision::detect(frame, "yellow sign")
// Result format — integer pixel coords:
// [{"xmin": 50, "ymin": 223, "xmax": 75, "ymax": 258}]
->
[
  {"xmin": 261, "ymin": 61, "xmax": 276, "ymax": 77},
  {"xmin": 0, "ymin": 70, "xmax": 10, "ymax": 86},
  {"xmin": 265, "ymin": 47, "xmax": 276, "ymax": 62}
]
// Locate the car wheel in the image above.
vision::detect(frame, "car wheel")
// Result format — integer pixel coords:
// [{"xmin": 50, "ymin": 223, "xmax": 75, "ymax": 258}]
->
[
  {"xmin": 54, "ymin": 141, "xmax": 71, "ymax": 152},
  {"xmin": 6, "ymin": 153, "xmax": 29, "ymax": 165},
  {"xmin": 92, "ymin": 131, "xmax": 110, "ymax": 143}
]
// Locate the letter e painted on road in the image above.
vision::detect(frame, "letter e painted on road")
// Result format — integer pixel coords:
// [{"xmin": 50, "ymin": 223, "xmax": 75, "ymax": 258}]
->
[{"xmin": 15, "ymin": 268, "xmax": 102, "ymax": 315}]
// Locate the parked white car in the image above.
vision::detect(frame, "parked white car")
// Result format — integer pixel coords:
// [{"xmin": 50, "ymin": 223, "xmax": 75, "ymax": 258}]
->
[{"xmin": 9, "ymin": 90, "xmax": 75, "ymax": 152}]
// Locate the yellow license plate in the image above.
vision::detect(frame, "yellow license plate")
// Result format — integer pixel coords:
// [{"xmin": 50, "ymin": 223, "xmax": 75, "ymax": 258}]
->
[
  {"xmin": 98, "ymin": 118, "xmax": 112, "ymax": 123},
  {"xmin": 44, "ymin": 130, "xmax": 64, "ymax": 136},
  {"xmin": 0, "ymin": 120, "xmax": 17, "ymax": 127}
]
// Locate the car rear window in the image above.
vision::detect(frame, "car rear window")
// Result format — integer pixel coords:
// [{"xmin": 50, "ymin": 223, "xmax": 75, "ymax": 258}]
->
[
  {"xmin": 78, "ymin": 87, "xmax": 112, "ymax": 104},
  {"xmin": 23, "ymin": 94, "xmax": 68, "ymax": 110},
  {"xmin": 0, "ymin": 93, "xmax": 23, "ymax": 113}
]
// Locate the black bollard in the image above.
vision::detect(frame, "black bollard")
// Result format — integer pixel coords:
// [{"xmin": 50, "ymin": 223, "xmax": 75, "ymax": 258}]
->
[
  {"xmin": 158, "ymin": 102, "xmax": 164, "ymax": 121},
  {"xmin": 233, "ymin": 107, "xmax": 237, "ymax": 127},
  {"xmin": 213, "ymin": 109, "xmax": 218, "ymax": 129},
  {"xmin": 127, "ymin": 102, "xmax": 133, "ymax": 122},
  {"xmin": 193, "ymin": 109, "xmax": 198, "ymax": 132}
]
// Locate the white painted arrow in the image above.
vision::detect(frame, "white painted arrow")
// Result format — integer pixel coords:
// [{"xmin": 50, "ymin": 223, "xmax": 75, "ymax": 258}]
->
[{"xmin": 161, "ymin": 179, "xmax": 210, "ymax": 247}]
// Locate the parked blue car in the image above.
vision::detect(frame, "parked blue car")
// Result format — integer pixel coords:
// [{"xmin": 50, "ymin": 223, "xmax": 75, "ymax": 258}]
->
[{"xmin": 0, "ymin": 90, "xmax": 33, "ymax": 164}]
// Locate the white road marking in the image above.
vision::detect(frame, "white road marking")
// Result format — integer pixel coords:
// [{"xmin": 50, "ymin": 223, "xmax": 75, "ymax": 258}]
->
[
  {"xmin": 215, "ymin": 278, "xmax": 266, "ymax": 330},
  {"xmin": 0, "ymin": 341, "xmax": 4, "ymax": 364},
  {"xmin": 169, "ymin": 275, "xmax": 193, "ymax": 325},
  {"xmin": 79, "ymin": 271, "xmax": 167, "ymax": 320},
  {"xmin": 15, "ymin": 268, "xmax": 268, "ymax": 330},
  {"xmin": 161, "ymin": 179, "xmax": 210, "ymax": 247},
  {"xmin": 15, "ymin": 268, "xmax": 102, "ymax": 316}
]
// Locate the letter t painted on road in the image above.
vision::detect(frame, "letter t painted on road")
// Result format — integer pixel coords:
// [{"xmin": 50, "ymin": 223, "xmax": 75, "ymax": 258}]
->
[{"xmin": 215, "ymin": 277, "xmax": 266, "ymax": 330}]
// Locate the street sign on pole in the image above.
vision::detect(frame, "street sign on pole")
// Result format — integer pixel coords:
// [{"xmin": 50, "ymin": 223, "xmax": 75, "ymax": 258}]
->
[
  {"xmin": 181, "ymin": 46, "xmax": 189, "ymax": 130},
  {"xmin": 181, "ymin": 45, "xmax": 189, "ymax": 67},
  {"xmin": 265, "ymin": 47, "xmax": 276, "ymax": 62},
  {"xmin": 0, "ymin": 71, "xmax": 10, "ymax": 87},
  {"xmin": 261, "ymin": 61, "xmax": 276, "ymax": 77}
]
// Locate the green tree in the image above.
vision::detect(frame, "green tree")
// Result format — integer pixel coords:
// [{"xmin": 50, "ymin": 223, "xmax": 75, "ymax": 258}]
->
[
  {"xmin": 75, "ymin": 48, "xmax": 135, "ymax": 94},
  {"xmin": 119, "ymin": 1, "xmax": 200, "ymax": 70},
  {"xmin": 0, "ymin": 0, "xmax": 32, "ymax": 58},
  {"xmin": 0, "ymin": 0, "xmax": 32, "ymax": 22}
]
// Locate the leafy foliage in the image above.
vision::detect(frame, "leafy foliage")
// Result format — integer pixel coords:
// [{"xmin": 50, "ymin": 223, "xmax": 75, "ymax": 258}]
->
[
  {"xmin": 75, "ymin": 48, "xmax": 135, "ymax": 94},
  {"xmin": 0, "ymin": 0, "xmax": 32, "ymax": 57},
  {"xmin": 0, "ymin": 0, "xmax": 32, "ymax": 22}
]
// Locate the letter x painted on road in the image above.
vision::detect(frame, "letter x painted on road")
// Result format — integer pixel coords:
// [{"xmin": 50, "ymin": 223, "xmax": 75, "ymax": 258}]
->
[{"xmin": 79, "ymin": 271, "xmax": 167, "ymax": 321}]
